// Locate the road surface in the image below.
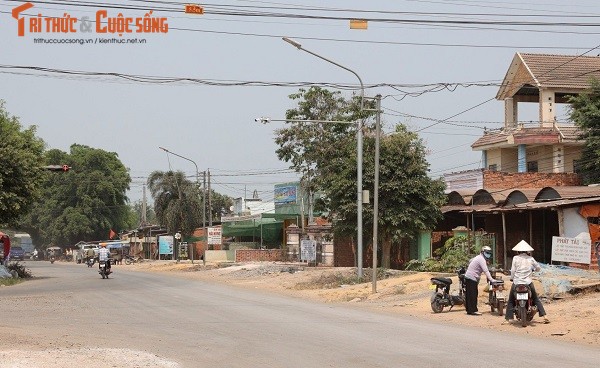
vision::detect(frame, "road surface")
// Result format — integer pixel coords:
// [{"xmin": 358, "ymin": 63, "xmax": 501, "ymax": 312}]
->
[{"xmin": 0, "ymin": 261, "xmax": 597, "ymax": 367}]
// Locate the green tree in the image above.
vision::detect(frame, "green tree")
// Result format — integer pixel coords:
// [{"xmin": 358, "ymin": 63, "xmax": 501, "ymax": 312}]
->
[
  {"xmin": 275, "ymin": 88, "xmax": 446, "ymax": 268},
  {"xmin": 147, "ymin": 170, "xmax": 203, "ymax": 237},
  {"xmin": 317, "ymin": 124, "xmax": 446, "ymax": 268},
  {"xmin": 275, "ymin": 87, "xmax": 374, "ymax": 220},
  {"xmin": 0, "ymin": 102, "xmax": 46, "ymax": 227},
  {"xmin": 208, "ymin": 190, "xmax": 234, "ymax": 223},
  {"xmin": 569, "ymin": 78, "xmax": 600, "ymax": 184},
  {"xmin": 130, "ymin": 200, "xmax": 157, "ymax": 226},
  {"xmin": 20, "ymin": 144, "xmax": 133, "ymax": 246}
]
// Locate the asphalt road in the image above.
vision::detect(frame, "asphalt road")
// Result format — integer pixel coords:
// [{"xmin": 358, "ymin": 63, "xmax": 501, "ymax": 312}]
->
[{"xmin": 1, "ymin": 261, "xmax": 598, "ymax": 368}]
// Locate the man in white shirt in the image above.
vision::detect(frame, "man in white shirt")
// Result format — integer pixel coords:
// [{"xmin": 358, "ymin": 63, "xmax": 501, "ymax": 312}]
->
[
  {"xmin": 503, "ymin": 240, "xmax": 549, "ymax": 324},
  {"xmin": 98, "ymin": 243, "xmax": 111, "ymax": 273}
]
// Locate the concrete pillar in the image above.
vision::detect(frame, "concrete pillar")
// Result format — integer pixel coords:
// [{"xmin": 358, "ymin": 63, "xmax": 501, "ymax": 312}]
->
[
  {"xmin": 482, "ymin": 151, "xmax": 488, "ymax": 169},
  {"xmin": 553, "ymin": 145, "xmax": 565, "ymax": 173},
  {"xmin": 539, "ymin": 89, "xmax": 555, "ymax": 127},
  {"xmin": 504, "ymin": 97, "xmax": 518, "ymax": 128},
  {"xmin": 518, "ymin": 144, "xmax": 527, "ymax": 172}
]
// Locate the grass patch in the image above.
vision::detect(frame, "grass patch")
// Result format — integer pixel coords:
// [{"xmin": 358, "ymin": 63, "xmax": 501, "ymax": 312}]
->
[{"xmin": 0, "ymin": 277, "xmax": 23, "ymax": 286}]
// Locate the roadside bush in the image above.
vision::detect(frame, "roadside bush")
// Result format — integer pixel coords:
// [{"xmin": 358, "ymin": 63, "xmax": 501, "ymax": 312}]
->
[
  {"xmin": 6, "ymin": 261, "xmax": 32, "ymax": 278},
  {"xmin": 404, "ymin": 235, "xmax": 475, "ymax": 273}
]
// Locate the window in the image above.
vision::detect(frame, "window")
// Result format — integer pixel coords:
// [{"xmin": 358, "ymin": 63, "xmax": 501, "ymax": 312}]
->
[
  {"xmin": 527, "ymin": 161, "xmax": 538, "ymax": 172},
  {"xmin": 488, "ymin": 164, "xmax": 497, "ymax": 171}
]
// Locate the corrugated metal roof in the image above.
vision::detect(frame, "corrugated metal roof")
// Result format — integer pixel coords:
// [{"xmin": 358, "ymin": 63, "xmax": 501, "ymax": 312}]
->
[{"xmin": 536, "ymin": 186, "xmax": 600, "ymax": 201}]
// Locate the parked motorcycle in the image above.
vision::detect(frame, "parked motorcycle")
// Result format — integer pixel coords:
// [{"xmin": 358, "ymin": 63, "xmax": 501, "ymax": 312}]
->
[
  {"xmin": 430, "ymin": 266, "xmax": 466, "ymax": 313},
  {"xmin": 98, "ymin": 260, "xmax": 112, "ymax": 279},
  {"xmin": 511, "ymin": 283, "xmax": 538, "ymax": 327},
  {"xmin": 487, "ymin": 278, "xmax": 506, "ymax": 316}
]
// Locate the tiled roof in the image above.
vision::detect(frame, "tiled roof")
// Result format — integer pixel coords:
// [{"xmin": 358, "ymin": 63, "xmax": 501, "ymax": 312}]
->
[
  {"xmin": 519, "ymin": 53, "xmax": 600, "ymax": 89},
  {"xmin": 471, "ymin": 131, "xmax": 509, "ymax": 148},
  {"xmin": 497, "ymin": 53, "xmax": 600, "ymax": 100},
  {"xmin": 472, "ymin": 125, "xmax": 583, "ymax": 149}
]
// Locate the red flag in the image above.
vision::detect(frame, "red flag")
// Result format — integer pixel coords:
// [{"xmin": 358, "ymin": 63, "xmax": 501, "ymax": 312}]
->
[{"xmin": 109, "ymin": 229, "xmax": 117, "ymax": 239}]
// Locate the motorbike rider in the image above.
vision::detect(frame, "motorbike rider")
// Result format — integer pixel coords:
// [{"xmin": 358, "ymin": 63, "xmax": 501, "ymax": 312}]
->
[
  {"xmin": 84, "ymin": 246, "xmax": 95, "ymax": 264},
  {"xmin": 503, "ymin": 240, "xmax": 549, "ymax": 324},
  {"xmin": 98, "ymin": 243, "xmax": 111, "ymax": 273},
  {"xmin": 464, "ymin": 245, "xmax": 496, "ymax": 316}
]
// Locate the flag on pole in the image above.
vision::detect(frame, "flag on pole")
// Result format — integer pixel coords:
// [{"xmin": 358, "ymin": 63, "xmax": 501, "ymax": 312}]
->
[{"xmin": 109, "ymin": 229, "xmax": 117, "ymax": 239}]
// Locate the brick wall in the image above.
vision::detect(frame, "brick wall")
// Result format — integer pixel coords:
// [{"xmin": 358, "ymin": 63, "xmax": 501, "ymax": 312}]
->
[
  {"xmin": 334, "ymin": 236, "xmax": 356, "ymax": 267},
  {"xmin": 483, "ymin": 171, "xmax": 580, "ymax": 190},
  {"xmin": 235, "ymin": 249, "xmax": 285, "ymax": 262}
]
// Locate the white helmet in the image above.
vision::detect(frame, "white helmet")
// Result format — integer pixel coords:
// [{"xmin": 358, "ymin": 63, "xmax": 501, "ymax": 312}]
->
[
  {"xmin": 481, "ymin": 246, "xmax": 492, "ymax": 259},
  {"xmin": 512, "ymin": 240, "xmax": 534, "ymax": 252}
]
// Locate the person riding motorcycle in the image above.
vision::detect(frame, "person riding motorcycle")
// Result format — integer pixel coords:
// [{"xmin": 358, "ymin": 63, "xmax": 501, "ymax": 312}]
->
[
  {"xmin": 84, "ymin": 247, "xmax": 95, "ymax": 264},
  {"xmin": 503, "ymin": 240, "xmax": 549, "ymax": 325},
  {"xmin": 464, "ymin": 245, "xmax": 496, "ymax": 316},
  {"xmin": 98, "ymin": 243, "xmax": 111, "ymax": 273}
]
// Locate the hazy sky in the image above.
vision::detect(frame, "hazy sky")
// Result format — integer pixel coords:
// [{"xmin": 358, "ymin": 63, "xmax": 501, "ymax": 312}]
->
[{"xmin": 2, "ymin": 0, "xmax": 598, "ymax": 204}]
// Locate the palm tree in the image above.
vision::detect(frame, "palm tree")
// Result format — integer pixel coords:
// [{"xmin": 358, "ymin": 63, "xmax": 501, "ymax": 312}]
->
[{"xmin": 147, "ymin": 170, "xmax": 202, "ymax": 237}]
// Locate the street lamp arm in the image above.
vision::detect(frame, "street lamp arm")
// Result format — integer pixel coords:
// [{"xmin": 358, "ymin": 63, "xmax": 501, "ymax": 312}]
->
[
  {"xmin": 282, "ymin": 37, "xmax": 364, "ymax": 110},
  {"xmin": 159, "ymin": 146, "xmax": 199, "ymax": 174}
]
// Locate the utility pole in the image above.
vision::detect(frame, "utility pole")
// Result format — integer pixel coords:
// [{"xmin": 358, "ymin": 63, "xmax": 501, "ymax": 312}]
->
[
  {"xmin": 372, "ymin": 94, "xmax": 381, "ymax": 293},
  {"xmin": 208, "ymin": 169, "xmax": 212, "ymax": 226},
  {"xmin": 142, "ymin": 184, "xmax": 147, "ymax": 226}
]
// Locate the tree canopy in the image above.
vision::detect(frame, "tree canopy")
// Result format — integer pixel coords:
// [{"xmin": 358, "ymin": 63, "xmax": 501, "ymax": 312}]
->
[
  {"xmin": 19, "ymin": 144, "xmax": 133, "ymax": 246},
  {"xmin": 0, "ymin": 102, "xmax": 46, "ymax": 227},
  {"xmin": 569, "ymin": 78, "xmax": 600, "ymax": 184},
  {"xmin": 148, "ymin": 170, "xmax": 234, "ymax": 236},
  {"xmin": 275, "ymin": 88, "xmax": 446, "ymax": 268}
]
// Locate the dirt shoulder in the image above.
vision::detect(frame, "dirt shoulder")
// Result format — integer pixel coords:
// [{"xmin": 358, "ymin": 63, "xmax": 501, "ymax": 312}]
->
[{"xmin": 125, "ymin": 260, "xmax": 600, "ymax": 347}]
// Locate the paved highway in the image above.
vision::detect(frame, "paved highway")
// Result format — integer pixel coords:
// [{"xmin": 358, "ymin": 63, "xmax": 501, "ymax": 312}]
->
[{"xmin": 0, "ymin": 261, "xmax": 598, "ymax": 367}]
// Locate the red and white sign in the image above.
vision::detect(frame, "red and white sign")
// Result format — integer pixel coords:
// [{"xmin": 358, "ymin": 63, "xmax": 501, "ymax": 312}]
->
[{"xmin": 207, "ymin": 227, "xmax": 222, "ymax": 245}]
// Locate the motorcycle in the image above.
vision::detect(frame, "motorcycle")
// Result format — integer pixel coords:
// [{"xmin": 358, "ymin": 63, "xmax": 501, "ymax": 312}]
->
[
  {"xmin": 430, "ymin": 266, "xmax": 466, "ymax": 313},
  {"xmin": 487, "ymin": 278, "xmax": 506, "ymax": 316},
  {"xmin": 98, "ymin": 260, "xmax": 112, "ymax": 279},
  {"xmin": 49, "ymin": 256, "xmax": 55, "ymax": 264},
  {"xmin": 511, "ymin": 283, "xmax": 538, "ymax": 327},
  {"xmin": 86, "ymin": 257, "xmax": 95, "ymax": 267}
]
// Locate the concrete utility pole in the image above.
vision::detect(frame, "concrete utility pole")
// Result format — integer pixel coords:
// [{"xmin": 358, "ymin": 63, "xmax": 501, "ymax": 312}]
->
[
  {"xmin": 282, "ymin": 36, "xmax": 366, "ymax": 278},
  {"xmin": 372, "ymin": 95, "xmax": 381, "ymax": 294},
  {"xmin": 142, "ymin": 184, "xmax": 147, "ymax": 226},
  {"xmin": 207, "ymin": 169, "xmax": 212, "ymax": 226}
]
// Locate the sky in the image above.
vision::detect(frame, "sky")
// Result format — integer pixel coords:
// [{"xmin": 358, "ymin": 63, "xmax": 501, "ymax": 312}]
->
[{"xmin": 1, "ymin": 0, "xmax": 599, "ymax": 206}]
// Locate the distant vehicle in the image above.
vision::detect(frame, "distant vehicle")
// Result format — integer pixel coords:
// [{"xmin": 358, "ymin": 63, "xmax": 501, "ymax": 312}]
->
[
  {"xmin": 10, "ymin": 246, "xmax": 25, "ymax": 261},
  {"xmin": 12, "ymin": 233, "xmax": 34, "ymax": 258},
  {"xmin": 75, "ymin": 243, "xmax": 99, "ymax": 264}
]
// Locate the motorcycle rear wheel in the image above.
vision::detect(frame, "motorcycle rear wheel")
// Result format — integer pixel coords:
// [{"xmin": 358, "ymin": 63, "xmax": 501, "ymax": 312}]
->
[
  {"xmin": 430, "ymin": 293, "xmax": 445, "ymax": 313},
  {"xmin": 519, "ymin": 305, "xmax": 528, "ymax": 327},
  {"xmin": 125, "ymin": 258, "xmax": 132, "ymax": 265},
  {"xmin": 497, "ymin": 301, "xmax": 505, "ymax": 316}
]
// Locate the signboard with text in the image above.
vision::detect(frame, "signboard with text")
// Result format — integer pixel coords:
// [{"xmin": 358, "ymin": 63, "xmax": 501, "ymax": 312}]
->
[
  {"xmin": 551, "ymin": 236, "xmax": 591, "ymax": 264},
  {"xmin": 207, "ymin": 227, "xmax": 222, "ymax": 245},
  {"xmin": 158, "ymin": 235, "xmax": 174, "ymax": 255},
  {"xmin": 300, "ymin": 239, "xmax": 316, "ymax": 262}
]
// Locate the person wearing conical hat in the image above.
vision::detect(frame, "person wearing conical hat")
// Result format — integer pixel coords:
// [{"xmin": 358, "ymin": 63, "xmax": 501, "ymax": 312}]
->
[{"xmin": 503, "ymin": 240, "xmax": 549, "ymax": 325}]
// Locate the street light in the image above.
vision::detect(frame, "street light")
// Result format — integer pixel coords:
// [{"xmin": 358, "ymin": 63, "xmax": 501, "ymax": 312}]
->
[
  {"xmin": 158, "ymin": 146, "xmax": 204, "ymax": 264},
  {"xmin": 282, "ymin": 37, "xmax": 366, "ymax": 278}
]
